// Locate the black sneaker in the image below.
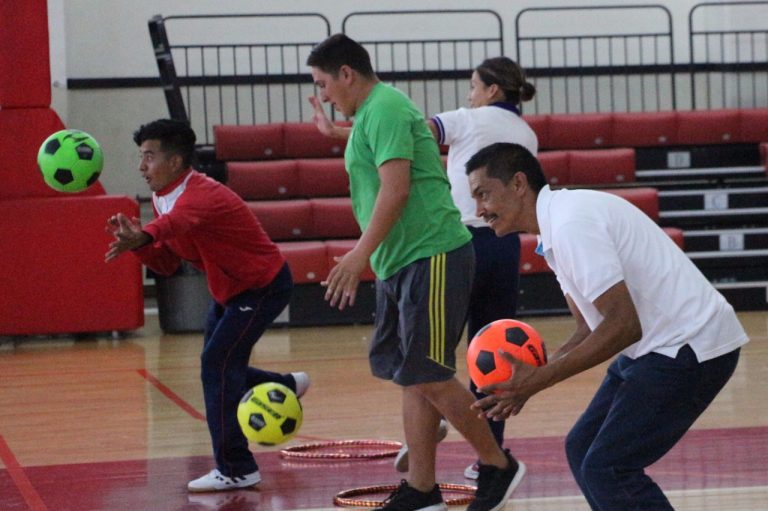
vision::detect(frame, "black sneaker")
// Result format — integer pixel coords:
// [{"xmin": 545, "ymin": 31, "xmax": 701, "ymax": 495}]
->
[
  {"xmin": 467, "ymin": 449, "xmax": 526, "ymax": 511},
  {"xmin": 375, "ymin": 479, "xmax": 448, "ymax": 511}
]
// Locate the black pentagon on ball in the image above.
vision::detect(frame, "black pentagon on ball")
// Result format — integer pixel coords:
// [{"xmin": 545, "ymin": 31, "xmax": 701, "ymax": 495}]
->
[
  {"xmin": 476, "ymin": 350, "xmax": 497, "ymax": 375},
  {"xmin": 267, "ymin": 388, "xmax": 287, "ymax": 404},
  {"xmin": 54, "ymin": 168, "xmax": 74, "ymax": 185},
  {"xmin": 505, "ymin": 327, "xmax": 529, "ymax": 347},
  {"xmin": 44, "ymin": 139, "xmax": 61, "ymax": 155},
  {"xmin": 248, "ymin": 413, "xmax": 267, "ymax": 431},
  {"xmin": 280, "ymin": 417, "xmax": 298, "ymax": 435},
  {"xmin": 86, "ymin": 172, "xmax": 101, "ymax": 187},
  {"xmin": 75, "ymin": 142, "xmax": 95, "ymax": 160}
]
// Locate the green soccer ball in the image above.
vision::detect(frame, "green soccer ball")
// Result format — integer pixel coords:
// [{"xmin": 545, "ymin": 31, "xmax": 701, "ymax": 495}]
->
[{"xmin": 37, "ymin": 129, "xmax": 104, "ymax": 193}]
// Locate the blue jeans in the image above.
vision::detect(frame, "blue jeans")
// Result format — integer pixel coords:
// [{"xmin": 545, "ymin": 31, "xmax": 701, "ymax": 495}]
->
[
  {"xmin": 201, "ymin": 263, "xmax": 293, "ymax": 477},
  {"xmin": 467, "ymin": 226, "xmax": 520, "ymax": 446},
  {"xmin": 565, "ymin": 345, "xmax": 740, "ymax": 510}
]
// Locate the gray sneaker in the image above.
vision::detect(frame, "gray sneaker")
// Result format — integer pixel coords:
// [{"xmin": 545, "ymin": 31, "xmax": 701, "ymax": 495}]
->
[{"xmin": 394, "ymin": 419, "xmax": 449, "ymax": 472}]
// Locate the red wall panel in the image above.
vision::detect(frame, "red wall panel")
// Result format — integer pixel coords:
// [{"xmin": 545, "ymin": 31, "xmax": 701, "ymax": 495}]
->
[{"xmin": 0, "ymin": 0, "xmax": 51, "ymax": 107}]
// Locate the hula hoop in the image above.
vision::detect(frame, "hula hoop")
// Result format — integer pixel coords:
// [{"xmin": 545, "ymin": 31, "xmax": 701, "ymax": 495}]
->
[
  {"xmin": 334, "ymin": 482, "xmax": 476, "ymax": 508},
  {"xmin": 279, "ymin": 439, "xmax": 403, "ymax": 460}
]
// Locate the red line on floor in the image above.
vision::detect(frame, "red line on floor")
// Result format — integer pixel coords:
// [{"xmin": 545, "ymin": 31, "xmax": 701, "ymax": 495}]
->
[
  {"xmin": 0, "ymin": 434, "xmax": 48, "ymax": 511},
  {"xmin": 136, "ymin": 368, "xmax": 206, "ymax": 421}
]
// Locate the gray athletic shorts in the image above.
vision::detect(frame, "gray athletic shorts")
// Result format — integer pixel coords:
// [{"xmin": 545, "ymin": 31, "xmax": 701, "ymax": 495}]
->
[{"xmin": 369, "ymin": 242, "xmax": 475, "ymax": 386}]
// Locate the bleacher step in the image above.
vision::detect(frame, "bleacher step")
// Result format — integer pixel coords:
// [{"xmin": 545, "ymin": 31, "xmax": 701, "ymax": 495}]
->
[
  {"xmin": 659, "ymin": 186, "xmax": 768, "ymax": 208},
  {"xmin": 656, "ymin": 186, "xmax": 768, "ymax": 228},
  {"xmin": 712, "ymin": 280, "xmax": 768, "ymax": 311},
  {"xmin": 683, "ymin": 225, "xmax": 768, "ymax": 282},
  {"xmin": 683, "ymin": 227, "xmax": 768, "ymax": 252},
  {"xmin": 637, "ymin": 165, "xmax": 765, "ymax": 181},
  {"xmin": 688, "ymin": 248, "xmax": 768, "ymax": 258},
  {"xmin": 660, "ymin": 207, "xmax": 768, "ymax": 228}
]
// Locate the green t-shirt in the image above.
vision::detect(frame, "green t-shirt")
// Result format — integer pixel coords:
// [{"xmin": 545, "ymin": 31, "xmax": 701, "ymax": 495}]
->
[{"xmin": 345, "ymin": 82, "xmax": 471, "ymax": 280}]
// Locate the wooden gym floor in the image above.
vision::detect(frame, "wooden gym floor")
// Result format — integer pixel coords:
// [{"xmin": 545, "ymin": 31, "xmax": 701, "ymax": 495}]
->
[{"xmin": 1, "ymin": 309, "xmax": 766, "ymax": 510}]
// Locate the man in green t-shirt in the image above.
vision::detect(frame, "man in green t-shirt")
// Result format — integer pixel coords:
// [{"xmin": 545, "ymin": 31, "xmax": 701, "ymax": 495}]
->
[{"xmin": 307, "ymin": 34, "xmax": 525, "ymax": 511}]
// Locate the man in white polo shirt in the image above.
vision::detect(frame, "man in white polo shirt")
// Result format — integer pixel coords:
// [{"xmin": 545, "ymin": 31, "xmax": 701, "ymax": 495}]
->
[{"xmin": 464, "ymin": 142, "xmax": 749, "ymax": 511}]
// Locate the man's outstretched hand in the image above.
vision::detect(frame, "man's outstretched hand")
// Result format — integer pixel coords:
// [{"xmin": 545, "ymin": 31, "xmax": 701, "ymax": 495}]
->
[{"xmin": 105, "ymin": 213, "xmax": 151, "ymax": 262}]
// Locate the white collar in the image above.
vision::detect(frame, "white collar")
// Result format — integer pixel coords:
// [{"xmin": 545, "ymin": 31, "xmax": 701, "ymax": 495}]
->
[
  {"xmin": 153, "ymin": 171, "xmax": 193, "ymax": 215},
  {"xmin": 535, "ymin": 185, "xmax": 555, "ymax": 253}
]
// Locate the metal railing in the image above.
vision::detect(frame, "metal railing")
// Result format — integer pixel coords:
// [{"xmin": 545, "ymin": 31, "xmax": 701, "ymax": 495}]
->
[
  {"xmin": 148, "ymin": 4, "xmax": 768, "ymax": 143},
  {"xmin": 515, "ymin": 5, "xmax": 676, "ymax": 113},
  {"xmin": 689, "ymin": 1, "xmax": 768, "ymax": 109},
  {"xmin": 148, "ymin": 13, "xmax": 331, "ymax": 147},
  {"xmin": 341, "ymin": 10, "xmax": 504, "ymax": 116}
]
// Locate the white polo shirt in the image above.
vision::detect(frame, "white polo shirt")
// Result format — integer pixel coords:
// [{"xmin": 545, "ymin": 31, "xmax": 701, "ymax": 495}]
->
[
  {"xmin": 536, "ymin": 185, "xmax": 749, "ymax": 361},
  {"xmin": 433, "ymin": 103, "xmax": 538, "ymax": 227}
]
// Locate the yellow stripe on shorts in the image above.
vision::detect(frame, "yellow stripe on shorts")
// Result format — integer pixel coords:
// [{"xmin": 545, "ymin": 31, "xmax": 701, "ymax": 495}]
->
[{"xmin": 429, "ymin": 252, "xmax": 447, "ymax": 365}]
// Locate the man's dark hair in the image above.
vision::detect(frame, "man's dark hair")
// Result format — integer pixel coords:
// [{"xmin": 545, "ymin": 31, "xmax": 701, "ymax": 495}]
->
[
  {"xmin": 465, "ymin": 143, "xmax": 547, "ymax": 193},
  {"xmin": 306, "ymin": 33, "xmax": 375, "ymax": 78},
  {"xmin": 133, "ymin": 119, "xmax": 196, "ymax": 168}
]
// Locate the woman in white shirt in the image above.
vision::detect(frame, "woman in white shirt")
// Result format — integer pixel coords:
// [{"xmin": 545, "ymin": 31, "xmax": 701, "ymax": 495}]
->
[{"xmin": 429, "ymin": 57, "xmax": 538, "ymax": 480}]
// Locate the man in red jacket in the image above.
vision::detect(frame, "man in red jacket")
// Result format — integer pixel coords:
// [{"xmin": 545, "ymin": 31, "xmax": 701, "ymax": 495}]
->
[{"xmin": 105, "ymin": 118, "xmax": 309, "ymax": 492}]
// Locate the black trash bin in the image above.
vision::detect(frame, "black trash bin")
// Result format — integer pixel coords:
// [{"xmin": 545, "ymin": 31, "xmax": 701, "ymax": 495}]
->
[{"xmin": 153, "ymin": 262, "xmax": 211, "ymax": 333}]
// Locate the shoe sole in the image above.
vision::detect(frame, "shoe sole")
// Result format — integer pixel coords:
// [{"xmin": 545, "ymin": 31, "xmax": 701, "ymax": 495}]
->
[
  {"xmin": 394, "ymin": 420, "xmax": 449, "ymax": 473},
  {"xmin": 187, "ymin": 474, "xmax": 262, "ymax": 492},
  {"xmin": 485, "ymin": 461, "xmax": 526, "ymax": 511},
  {"xmin": 187, "ymin": 481, "xmax": 259, "ymax": 493}
]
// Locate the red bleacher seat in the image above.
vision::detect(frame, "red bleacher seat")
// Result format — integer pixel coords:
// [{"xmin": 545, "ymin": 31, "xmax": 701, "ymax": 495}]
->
[
  {"xmin": 325, "ymin": 239, "xmax": 376, "ymax": 282},
  {"xmin": 605, "ymin": 187, "xmax": 659, "ymax": 222},
  {"xmin": 277, "ymin": 241, "xmax": 329, "ymax": 284},
  {"xmin": 737, "ymin": 108, "xmax": 768, "ymax": 143},
  {"xmin": 247, "ymin": 200, "xmax": 312, "ymax": 240},
  {"xmin": 310, "ymin": 198, "xmax": 360, "ymax": 239},
  {"xmin": 538, "ymin": 151, "xmax": 570, "ymax": 186},
  {"xmin": 676, "ymin": 109, "xmax": 740, "ymax": 145},
  {"xmin": 569, "ymin": 148, "xmax": 636, "ymax": 185},
  {"xmin": 612, "ymin": 111, "xmax": 677, "ymax": 147},
  {"xmin": 296, "ymin": 158, "xmax": 349, "ymax": 197},
  {"xmin": 663, "ymin": 227, "xmax": 685, "ymax": 250},
  {"xmin": 226, "ymin": 160, "xmax": 298, "ymax": 200},
  {"xmin": 283, "ymin": 122, "xmax": 348, "ymax": 158},
  {"xmin": 523, "ymin": 114, "xmax": 550, "ymax": 149},
  {"xmin": 518, "ymin": 233, "xmax": 550, "ymax": 274},
  {"xmin": 214, "ymin": 123, "xmax": 285, "ymax": 161},
  {"xmin": 548, "ymin": 113, "xmax": 613, "ymax": 149}
]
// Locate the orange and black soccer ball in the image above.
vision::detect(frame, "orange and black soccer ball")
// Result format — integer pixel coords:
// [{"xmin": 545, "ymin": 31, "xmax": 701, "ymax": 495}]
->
[{"xmin": 467, "ymin": 319, "xmax": 547, "ymax": 389}]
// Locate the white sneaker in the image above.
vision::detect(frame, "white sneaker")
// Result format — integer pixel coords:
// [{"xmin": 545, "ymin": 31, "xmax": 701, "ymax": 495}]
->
[
  {"xmin": 187, "ymin": 468, "xmax": 261, "ymax": 492},
  {"xmin": 291, "ymin": 372, "xmax": 310, "ymax": 397},
  {"xmin": 394, "ymin": 418, "xmax": 449, "ymax": 472},
  {"xmin": 464, "ymin": 462, "xmax": 480, "ymax": 480}
]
